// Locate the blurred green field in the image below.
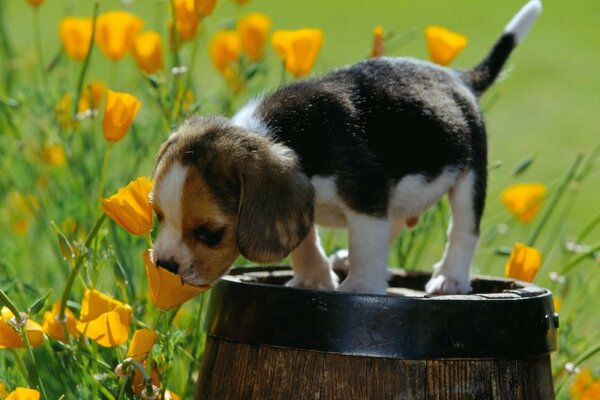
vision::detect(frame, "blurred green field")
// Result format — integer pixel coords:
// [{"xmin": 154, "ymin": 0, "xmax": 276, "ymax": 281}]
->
[{"xmin": 0, "ymin": 0, "xmax": 598, "ymax": 398}]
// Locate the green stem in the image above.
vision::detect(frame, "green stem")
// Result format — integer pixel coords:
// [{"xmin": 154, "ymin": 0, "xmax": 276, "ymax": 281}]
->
[
  {"xmin": 59, "ymin": 214, "xmax": 107, "ymax": 321},
  {"xmin": 0, "ymin": 288, "xmax": 21, "ymax": 318},
  {"xmin": 73, "ymin": 1, "xmax": 100, "ymax": 116},
  {"xmin": 122, "ymin": 358, "xmax": 157, "ymax": 397},
  {"xmin": 20, "ymin": 326, "xmax": 49, "ymax": 400},
  {"xmin": 527, "ymin": 153, "xmax": 584, "ymax": 247},
  {"xmin": 98, "ymin": 143, "xmax": 113, "ymax": 205},
  {"xmin": 559, "ymin": 242, "xmax": 600, "ymax": 275},
  {"xmin": 33, "ymin": 7, "xmax": 47, "ymax": 90},
  {"xmin": 0, "ymin": 290, "xmax": 48, "ymax": 399}
]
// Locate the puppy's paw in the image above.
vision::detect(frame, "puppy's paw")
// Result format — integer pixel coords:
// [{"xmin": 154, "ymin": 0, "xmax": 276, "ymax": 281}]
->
[
  {"xmin": 425, "ymin": 270, "xmax": 471, "ymax": 295},
  {"xmin": 285, "ymin": 270, "xmax": 339, "ymax": 291},
  {"xmin": 329, "ymin": 249, "xmax": 350, "ymax": 272},
  {"xmin": 337, "ymin": 277, "xmax": 387, "ymax": 295}
]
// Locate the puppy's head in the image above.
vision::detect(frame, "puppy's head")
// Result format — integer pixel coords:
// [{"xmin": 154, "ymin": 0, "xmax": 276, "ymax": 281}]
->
[{"xmin": 150, "ymin": 116, "xmax": 314, "ymax": 286}]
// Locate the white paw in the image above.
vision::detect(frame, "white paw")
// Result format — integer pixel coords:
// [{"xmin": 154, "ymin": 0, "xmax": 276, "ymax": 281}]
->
[
  {"xmin": 425, "ymin": 270, "xmax": 471, "ymax": 295},
  {"xmin": 329, "ymin": 249, "xmax": 350, "ymax": 271},
  {"xmin": 337, "ymin": 276, "xmax": 388, "ymax": 295},
  {"xmin": 285, "ymin": 270, "xmax": 339, "ymax": 291}
]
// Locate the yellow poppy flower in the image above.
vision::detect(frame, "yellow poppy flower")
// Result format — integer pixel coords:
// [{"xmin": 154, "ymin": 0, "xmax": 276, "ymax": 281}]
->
[
  {"xmin": 59, "ymin": 17, "xmax": 94, "ymax": 61},
  {"xmin": 126, "ymin": 329, "xmax": 158, "ymax": 362},
  {"xmin": 76, "ymin": 289, "xmax": 132, "ymax": 347},
  {"xmin": 0, "ymin": 307, "xmax": 45, "ymax": 349},
  {"xmin": 40, "ymin": 143, "xmax": 66, "ymax": 167},
  {"xmin": 102, "ymin": 90, "xmax": 141, "ymax": 143},
  {"xmin": 26, "ymin": 0, "xmax": 44, "ymax": 7},
  {"xmin": 209, "ymin": 30, "xmax": 241, "ymax": 77},
  {"xmin": 504, "ymin": 243, "xmax": 542, "ymax": 282},
  {"xmin": 425, "ymin": 26, "xmax": 467, "ymax": 66},
  {"xmin": 501, "ymin": 183, "xmax": 547, "ymax": 223},
  {"xmin": 237, "ymin": 13, "xmax": 271, "ymax": 62},
  {"xmin": 582, "ymin": 382, "xmax": 600, "ymax": 400},
  {"xmin": 144, "ymin": 250, "xmax": 209, "ymax": 311},
  {"xmin": 78, "ymin": 80, "xmax": 106, "ymax": 114},
  {"xmin": 0, "ymin": 383, "xmax": 9, "ymax": 397},
  {"xmin": 194, "ymin": 0, "xmax": 217, "ymax": 17},
  {"xmin": 370, "ymin": 26, "xmax": 384, "ymax": 58},
  {"xmin": 6, "ymin": 388, "xmax": 40, "ymax": 400},
  {"xmin": 133, "ymin": 31, "xmax": 164, "ymax": 75},
  {"xmin": 271, "ymin": 29, "xmax": 324, "ymax": 77},
  {"xmin": 102, "ymin": 177, "xmax": 153, "ymax": 236},
  {"xmin": 174, "ymin": 0, "xmax": 199, "ymax": 42},
  {"xmin": 131, "ymin": 362, "xmax": 161, "ymax": 396},
  {"xmin": 41, "ymin": 301, "xmax": 80, "ymax": 343},
  {"xmin": 96, "ymin": 11, "xmax": 143, "ymax": 61},
  {"xmin": 571, "ymin": 368, "xmax": 594, "ymax": 399}
]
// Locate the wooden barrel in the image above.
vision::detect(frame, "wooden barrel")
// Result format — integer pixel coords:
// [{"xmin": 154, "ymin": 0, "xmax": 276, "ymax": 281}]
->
[{"xmin": 196, "ymin": 266, "xmax": 558, "ymax": 399}]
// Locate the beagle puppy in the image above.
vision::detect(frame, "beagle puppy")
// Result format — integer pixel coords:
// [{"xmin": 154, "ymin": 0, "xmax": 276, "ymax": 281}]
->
[{"xmin": 150, "ymin": 0, "xmax": 542, "ymax": 294}]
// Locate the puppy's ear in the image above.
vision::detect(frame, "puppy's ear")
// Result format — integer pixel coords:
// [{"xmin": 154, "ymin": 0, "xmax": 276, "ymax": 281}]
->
[{"xmin": 236, "ymin": 142, "xmax": 314, "ymax": 263}]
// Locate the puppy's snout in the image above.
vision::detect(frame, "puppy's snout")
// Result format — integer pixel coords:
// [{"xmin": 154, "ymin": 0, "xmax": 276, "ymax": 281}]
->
[{"xmin": 156, "ymin": 258, "xmax": 180, "ymax": 274}]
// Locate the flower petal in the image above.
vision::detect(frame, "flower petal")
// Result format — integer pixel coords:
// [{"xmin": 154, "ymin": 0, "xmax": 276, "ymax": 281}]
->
[
  {"xmin": 504, "ymin": 243, "xmax": 542, "ymax": 282},
  {"xmin": 126, "ymin": 328, "xmax": 158, "ymax": 361},
  {"xmin": 144, "ymin": 250, "xmax": 209, "ymax": 311}
]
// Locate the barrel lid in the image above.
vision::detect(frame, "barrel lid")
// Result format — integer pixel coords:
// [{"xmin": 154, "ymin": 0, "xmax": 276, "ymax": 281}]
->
[{"xmin": 204, "ymin": 266, "xmax": 558, "ymax": 359}]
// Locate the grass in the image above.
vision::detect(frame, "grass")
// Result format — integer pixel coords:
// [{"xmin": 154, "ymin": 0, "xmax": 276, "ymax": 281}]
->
[{"xmin": 0, "ymin": 0, "xmax": 598, "ymax": 399}]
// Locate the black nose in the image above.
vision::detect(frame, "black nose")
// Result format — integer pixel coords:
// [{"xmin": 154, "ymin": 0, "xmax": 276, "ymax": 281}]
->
[{"xmin": 156, "ymin": 259, "xmax": 179, "ymax": 274}]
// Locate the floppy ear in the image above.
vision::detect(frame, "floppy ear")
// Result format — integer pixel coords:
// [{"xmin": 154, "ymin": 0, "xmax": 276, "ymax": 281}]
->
[{"xmin": 236, "ymin": 142, "xmax": 314, "ymax": 263}]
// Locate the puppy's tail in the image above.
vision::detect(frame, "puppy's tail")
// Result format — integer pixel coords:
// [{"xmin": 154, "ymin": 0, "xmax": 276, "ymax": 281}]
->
[{"xmin": 462, "ymin": 0, "xmax": 542, "ymax": 96}]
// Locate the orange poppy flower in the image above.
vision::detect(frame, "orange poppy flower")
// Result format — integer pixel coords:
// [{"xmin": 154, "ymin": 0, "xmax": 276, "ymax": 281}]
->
[
  {"xmin": 425, "ymin": 26, "xmax": 467, "ymax": 66},
  {"xmin": 102, "ymin": 177, "xmax": 153, "ymax": 236},
  {"xmin": 78, "ymin": 80, "xmax": 106, "ymax": 114},
  {"xmin": 272, "ymin": 29, "xmax": 324, "ymax": 77},
  {"xmin": 5, "ymin": 388, "xmax": 40, "ymax": 400},
  {"xmin": 59, "ymin": 17, "xmax": 94, "ymax": 61},
  {"xmin": 133, "ymin": 31, "xmax": 164, "ymax": 75},
  {"xmin": 96, "ymin": 11, "xmax": 143, "ymax": 61},
  {"xmin": 237, "ymin": 13, "xmax": 271, "ymax": 62},
  {"xmin": 194, "ymin": 0, "xmax": 217, "ymax": 17},
  {"xmin": 174, "ymin": 0, "xmax": 200, "ymax": 42},
  {"xmin": 76, "ymin": 289, "xmax": 132, "ymax": 347},
  {"xmin": 40, "ymin": 143, "xmax": 66, "ymax": 167},
  {"xmin": 144, "ymin": 250, "xmax": 209, "ymax": 311},
  {"xmin": 501, "ymin": 183, "xmax": 547, "ymax": 223},
  {"xmin": 41, "ymin": 301, "xmax": 80, "ymax": 343},
  {"xmin": 571, "ymin": 368, "xmax": 594, "ymax": 399},
  {"xmin": 102, "ymin": 90, "xmax": 141, "ymax": 143},
  {"xmin": 0, "ymin": 307, "xmax": 44, "ymax": 349},
  {"xmin": 209, "ymin": 30, "xmax": 241, "ymax": 78},
  {"xmin": 504, "ymin": 243, "xmax": 542, "ymax": 282},
  {"xmin": 370, "ymin": 26, "xmax": 385, "ymax": 58},
  {"xmin": 26, "ymin": 0, "xmax": 44, "ymax": 7},
  {"xmin": 126, "ymin": 329, "xmax": 158, "ymax": 362}
]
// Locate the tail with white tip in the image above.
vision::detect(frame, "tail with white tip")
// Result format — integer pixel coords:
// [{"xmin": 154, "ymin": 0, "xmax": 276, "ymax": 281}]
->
[{"xmin": 463, "ymin": 0, "xmax": 542, "ymax": 95}]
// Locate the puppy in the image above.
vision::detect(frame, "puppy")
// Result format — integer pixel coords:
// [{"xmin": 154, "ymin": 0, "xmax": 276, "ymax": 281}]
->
[{"xmin": 150, "ymin": 0, "xmax": 542, "ymax": 294}]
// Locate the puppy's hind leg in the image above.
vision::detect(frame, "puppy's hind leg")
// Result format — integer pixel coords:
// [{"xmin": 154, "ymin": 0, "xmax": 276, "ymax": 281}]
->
[
  {"xmin": 286, "ymin": 226, "xmax": 339, "ymax": 290},
  {"xmin": 426, "ymin": 171, "xmax": 483, "ymax": 294}
]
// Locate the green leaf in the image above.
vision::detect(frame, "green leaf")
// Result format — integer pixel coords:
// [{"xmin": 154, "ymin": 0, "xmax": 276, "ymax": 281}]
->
[{"xmin": 27, "ymin": 289, "xmax": 53, "ymax": 316}]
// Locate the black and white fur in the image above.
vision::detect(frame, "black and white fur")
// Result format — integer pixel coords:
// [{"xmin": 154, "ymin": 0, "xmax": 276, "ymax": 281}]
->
[
  {"xmin": 229, "ymin": 0, "xmax": 542, "ymax": 294},
  {"xmin": 151, "ymin": 1, "xmax": 542, "ymax": 294}
]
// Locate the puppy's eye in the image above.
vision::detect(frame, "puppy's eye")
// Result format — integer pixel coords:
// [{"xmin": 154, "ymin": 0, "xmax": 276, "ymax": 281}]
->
[{"xmin": 193, "ymin": 226, "xmax": 225, "ymax": 247}]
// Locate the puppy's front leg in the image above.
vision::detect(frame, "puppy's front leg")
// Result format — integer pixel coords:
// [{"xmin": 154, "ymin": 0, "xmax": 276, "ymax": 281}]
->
[
  {"xmin": 286, "ymin": 226, "xmax": 339, "ymax": 290},
  {"xmin": 337, "ymin": 213, "xmax": 390, "ymax": 294}
]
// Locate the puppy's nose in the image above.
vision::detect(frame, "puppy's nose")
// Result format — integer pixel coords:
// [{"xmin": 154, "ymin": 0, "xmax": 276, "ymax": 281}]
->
[{"xmin": 156, "ymin": 258, "xmax": 179, "ymax": 274}]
